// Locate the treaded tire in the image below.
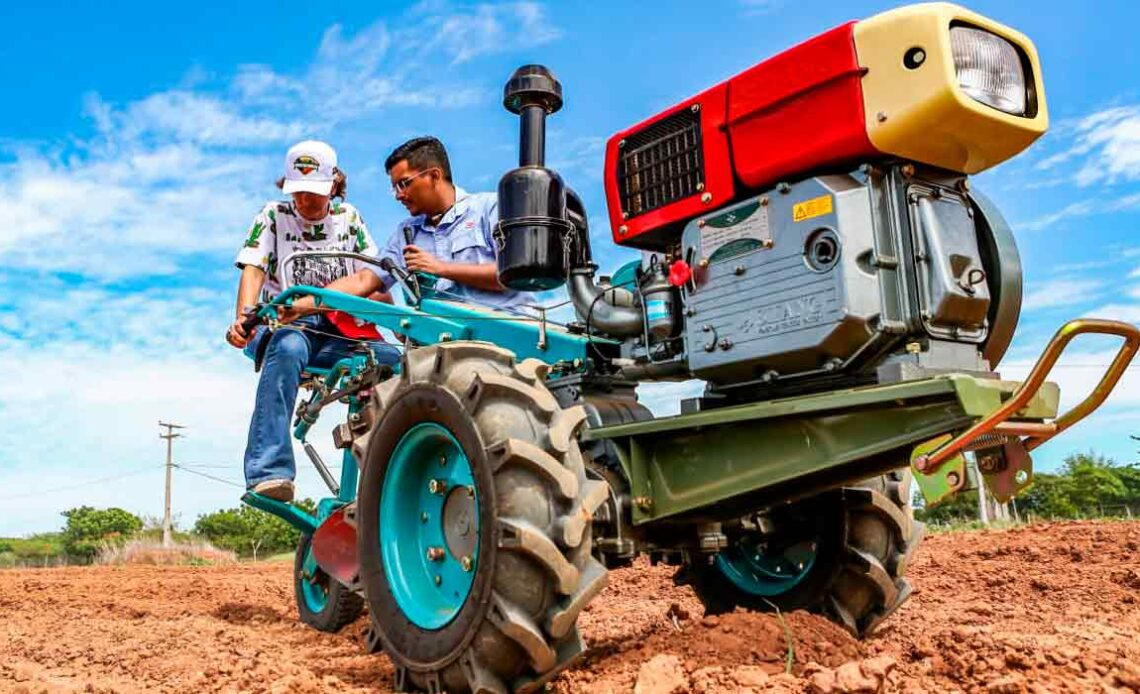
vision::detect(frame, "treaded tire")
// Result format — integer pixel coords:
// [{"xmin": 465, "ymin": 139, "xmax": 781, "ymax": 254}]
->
[
  {"xmin": 356, "ymin": 343, "xmax": 609, "ymax": 694},
  {"xmin": 679, "ymin": 470, "xmax": 924, "ymax": 637},
  {"xmin": 294, "ymin": 534, "xmax": 365, "ymax": 632}
]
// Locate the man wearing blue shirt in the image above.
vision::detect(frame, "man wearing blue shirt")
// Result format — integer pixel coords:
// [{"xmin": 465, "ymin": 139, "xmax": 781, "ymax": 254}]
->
[{"xmin": 380, "ymin": 136, "xmax": 534, "ymax": 309}]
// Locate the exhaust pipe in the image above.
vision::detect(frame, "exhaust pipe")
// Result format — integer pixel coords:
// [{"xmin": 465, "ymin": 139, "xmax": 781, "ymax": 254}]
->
[{"xmin": 569, "ymin": 266, "xmax": 645, "ymax": 336}]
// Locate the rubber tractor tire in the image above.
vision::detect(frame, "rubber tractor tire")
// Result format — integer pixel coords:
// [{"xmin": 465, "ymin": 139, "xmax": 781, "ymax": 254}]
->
[
  {"xmin": 677, "ymin": 470, "xmax": 923, "ymax": 637},
  {"xmin": 294, "ymin": 533, "xmax": 365, "ymax": 632},
  {"xmin": 355, "ymin": 343, "xmax": 610, "ymax": 694}
]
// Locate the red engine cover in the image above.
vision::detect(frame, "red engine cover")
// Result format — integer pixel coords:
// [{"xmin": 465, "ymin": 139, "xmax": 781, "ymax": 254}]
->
[{"xmin": 604, "ymin": 21, "xmax": 880, "ymax": 250}]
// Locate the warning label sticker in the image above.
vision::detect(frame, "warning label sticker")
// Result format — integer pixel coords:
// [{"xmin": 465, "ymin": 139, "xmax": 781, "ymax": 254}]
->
[{"xmin": 793, "ymin": 194, "xmax": 833, "ymax": 222}]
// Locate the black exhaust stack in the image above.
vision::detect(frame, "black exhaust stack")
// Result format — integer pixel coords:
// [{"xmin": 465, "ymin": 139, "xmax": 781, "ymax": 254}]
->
[{"xmin": 495, "ymin": 65, "xmax": 572, "ymax": 291}]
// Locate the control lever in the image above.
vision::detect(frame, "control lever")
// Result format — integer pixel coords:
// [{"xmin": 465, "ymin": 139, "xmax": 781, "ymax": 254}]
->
[{"xmin": 381, "ymin": 257, "xmax": 421, "ymax": 305}]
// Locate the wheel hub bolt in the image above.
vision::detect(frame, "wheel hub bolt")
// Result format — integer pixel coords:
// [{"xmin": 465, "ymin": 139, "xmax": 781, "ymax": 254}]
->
[
  {"xmin": 428, "ymin": 479, "xmax": 448, "ymax": 495},
  {"xmin": 439, "ymin": 455, "xmax": 447, "ymax": 467},
  {"xmin": 434, "ymin": 575, "xmax": 442, "ymax": 586},
  {"xmin": 466, "ymin": 485, "xmax": 475, "ymax": 498},
  {"xmin": 427, "ymin": 546, "xmax": 446, "ymax": 562},
  {"xmin": 420, "ymin": 512, "xmax": 429, "ymax": 523},
  {"xmin": 460, "ymin": 556, "xmax": 473, "ymax": 572}
]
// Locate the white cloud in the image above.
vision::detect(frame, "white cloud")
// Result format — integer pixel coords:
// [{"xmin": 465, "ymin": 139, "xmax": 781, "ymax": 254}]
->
[
  {"xmin": 1021, "ymin": 278, "xmax": 1104, "ymax": 311},
  {"xmin": 1019, "ymin": 191, "xmax": 1140, "ymax": 232},
  {"xmin": 0, "ymin": 3, "xmax": 565, "ymax": 536},
  {"xmin": 1036, "ymin": 105, "xmax": 1140, "ymax": 187}
]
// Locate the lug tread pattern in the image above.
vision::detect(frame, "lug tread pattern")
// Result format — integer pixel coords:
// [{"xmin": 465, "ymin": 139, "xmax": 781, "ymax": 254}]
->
[
  {"xmin": 487, "ymin": 591, "xmax": 557, "ymax": 673},
  {"xmin": 361, "ymin": 343, "xmax": 606, "ymax": 693}
]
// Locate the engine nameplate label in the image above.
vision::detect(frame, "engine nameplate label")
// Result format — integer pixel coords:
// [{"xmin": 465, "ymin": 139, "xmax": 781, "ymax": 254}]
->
[
  {"xmin": 701, "ymin": 199, "xmax": 771, "ymax": 263},
  {"xmin": 793, "ymin": 194, "xmax": 833, "ymax": 222}
]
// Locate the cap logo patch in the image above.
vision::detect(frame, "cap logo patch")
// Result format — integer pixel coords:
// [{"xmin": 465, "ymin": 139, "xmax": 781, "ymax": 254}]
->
[{"xmin": 293, "ymin": 155, "xmax": 320, "ymax": 176}]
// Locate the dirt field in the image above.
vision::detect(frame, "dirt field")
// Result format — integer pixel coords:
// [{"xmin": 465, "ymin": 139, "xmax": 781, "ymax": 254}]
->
[{"xmin": 2, "ymin": 520, "xmax": 1139, "ymax": 693}]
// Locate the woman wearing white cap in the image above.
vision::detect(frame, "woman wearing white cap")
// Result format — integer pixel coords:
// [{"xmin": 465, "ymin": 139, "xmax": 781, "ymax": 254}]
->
[{"xmin": 226, "ymin": 140, "xmax": 399, "ymax": 502}]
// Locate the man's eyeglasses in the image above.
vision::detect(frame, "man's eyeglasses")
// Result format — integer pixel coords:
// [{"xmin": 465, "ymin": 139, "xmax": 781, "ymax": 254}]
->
[{"xmin": 392, "ymin": 168, "xmax": 438, "ymax": 194}]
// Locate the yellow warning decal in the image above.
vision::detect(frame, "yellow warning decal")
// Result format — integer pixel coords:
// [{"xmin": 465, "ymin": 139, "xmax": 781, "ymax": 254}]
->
[{"xmin": 793, "ymin": 194, "xmax": 833, "ymax": 222}]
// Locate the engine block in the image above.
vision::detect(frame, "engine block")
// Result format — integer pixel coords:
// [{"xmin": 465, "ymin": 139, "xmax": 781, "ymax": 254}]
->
[{"xmin": 680, "ymin": 165, "xmax": 999, "ymax": 389}]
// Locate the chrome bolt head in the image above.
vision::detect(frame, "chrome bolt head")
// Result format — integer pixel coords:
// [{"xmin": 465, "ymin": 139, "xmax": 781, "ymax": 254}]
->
[
  {"xmin": 461, "ymin": 556, "xmax": 473, "ymax": 572},
  {"xmin": 428, "ymin": 479, "xmax": 448, "ymax": 495},
  {"xmin": 426, "ymin": 546, "xmax": 446, "ymax": 562}
]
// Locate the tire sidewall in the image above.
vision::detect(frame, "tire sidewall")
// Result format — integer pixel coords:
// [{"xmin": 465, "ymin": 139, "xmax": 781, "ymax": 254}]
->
[{"xmin": 357, "ymin": 383, "xmax": 499, "ymax": 671}]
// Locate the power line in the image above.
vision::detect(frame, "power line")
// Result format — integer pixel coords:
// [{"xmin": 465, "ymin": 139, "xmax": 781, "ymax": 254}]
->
[
  {"xmin": 171, "ymin": 464, "xmax": 244, "ymax": 489},
  {"xmin": 0, "ymin": 465, "xmax": 164, "ymax": 502}
]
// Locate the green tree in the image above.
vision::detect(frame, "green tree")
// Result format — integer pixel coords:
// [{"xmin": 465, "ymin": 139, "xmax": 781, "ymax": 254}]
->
[
  {"xmin": 193, "ymin": 499, "xmax": 315, "ymax": 560},
  {"xmin": 1062, "ymin": 452, "xmax": 1126, "ymax": 513},
  {"xmin": 1017, "ymin": 473, "xmax": 1078, "ymax": 518},
  {"xmin": 61, "ymin": 506, "xmax": 143, "ymax": 560}
]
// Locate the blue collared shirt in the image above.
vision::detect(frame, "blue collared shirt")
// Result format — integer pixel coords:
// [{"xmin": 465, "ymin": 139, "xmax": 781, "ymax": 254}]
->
[{"xmin": 379, "ymin": 187, "xmax": 535, "ymax": 309}]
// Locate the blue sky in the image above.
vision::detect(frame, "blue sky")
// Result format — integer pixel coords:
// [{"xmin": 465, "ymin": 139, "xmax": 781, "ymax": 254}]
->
[{"xmin": 2, "ymin": 0, "xmax": 1139, "ymax": 535}]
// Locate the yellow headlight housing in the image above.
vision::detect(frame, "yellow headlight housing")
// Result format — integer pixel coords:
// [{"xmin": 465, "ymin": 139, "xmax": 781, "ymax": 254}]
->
[{"xmin": 854, "ymin": 2, "xmax": 1048, "ymax": 173}]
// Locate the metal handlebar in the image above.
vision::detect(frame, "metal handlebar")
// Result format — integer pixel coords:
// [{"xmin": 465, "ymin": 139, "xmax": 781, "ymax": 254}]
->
[{"xmin": 915, "ymin": 318, "xmax": 1140, "ymax": 472}]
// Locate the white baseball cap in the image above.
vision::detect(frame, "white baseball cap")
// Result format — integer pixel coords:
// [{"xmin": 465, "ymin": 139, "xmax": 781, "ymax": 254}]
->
[{"xmin": 282, "ymin": 140, "xmax": 337, "ymax": 195}]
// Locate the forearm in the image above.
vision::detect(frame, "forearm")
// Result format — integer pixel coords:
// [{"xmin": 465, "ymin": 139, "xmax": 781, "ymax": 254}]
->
[
  {"xmin": 291, "ymin": 270, "xmax": 384, "ymax": 315},
  {"xmin": 235, "ymin": 265, "xmax": 266, "ymax": 318},
  {"xmin": 437, "ymin": 263, "xmax": 504, "ymax": 292},
  {"xmin": 322, "ymin": 269, "xmax": 383, "ymax": 298}
]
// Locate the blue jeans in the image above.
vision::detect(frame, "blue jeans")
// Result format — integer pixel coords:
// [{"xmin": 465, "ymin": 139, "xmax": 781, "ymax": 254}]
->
[{"xmin": 243, "ymin": 315, "xmax": 401, "ymax": 488}]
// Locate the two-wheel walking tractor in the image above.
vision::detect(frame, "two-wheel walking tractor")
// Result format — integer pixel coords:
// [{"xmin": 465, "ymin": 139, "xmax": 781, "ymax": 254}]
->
[{"xmin": 241, "ymin": 4, "xmax": 1140, "ymax": 692}]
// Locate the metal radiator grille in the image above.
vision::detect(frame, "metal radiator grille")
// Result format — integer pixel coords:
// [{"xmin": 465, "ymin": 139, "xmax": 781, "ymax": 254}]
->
[{"xmin": 617, "ymin": 108, "xmax": 703, "ymax": 218}]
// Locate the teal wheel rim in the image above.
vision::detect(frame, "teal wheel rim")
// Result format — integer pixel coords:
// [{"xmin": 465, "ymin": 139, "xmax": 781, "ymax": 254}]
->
[
  {"xmin": 379, "ymin": 422, "xmax": 479, "ymax": 629},
  {"xmin": 715, "ymin": 536, "xmax": 817, "ymax": 597},
  {"xmin": 300, "ymin": 546, "xmax": 330, "ymax": 613}
]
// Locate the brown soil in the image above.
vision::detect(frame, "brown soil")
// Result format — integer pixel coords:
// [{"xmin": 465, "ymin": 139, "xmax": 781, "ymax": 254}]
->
[{"xmin": 2, "ymin": 520, "xmax": 1139, "ymax": 693}]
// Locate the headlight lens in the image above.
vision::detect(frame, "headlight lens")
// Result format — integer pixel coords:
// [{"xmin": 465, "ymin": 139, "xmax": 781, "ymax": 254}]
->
[{"xmin": 950, "ymin": 26, "xmax": 1027, "ymax": 115}]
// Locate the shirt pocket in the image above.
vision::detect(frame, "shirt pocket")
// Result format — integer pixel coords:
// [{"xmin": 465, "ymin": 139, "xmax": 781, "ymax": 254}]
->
[{"xmin": 448, "ymin": 228, "xmax": 491, "ymax": 265}]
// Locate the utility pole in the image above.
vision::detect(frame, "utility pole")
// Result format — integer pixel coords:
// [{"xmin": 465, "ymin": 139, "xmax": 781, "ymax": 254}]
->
[
  {"xmin": 159, "ymin": 421, "xmax": 186, "ymax": 547},
  {"xmin": 971, "ymin": 454, "xmax": 990, "ymax": 526}
]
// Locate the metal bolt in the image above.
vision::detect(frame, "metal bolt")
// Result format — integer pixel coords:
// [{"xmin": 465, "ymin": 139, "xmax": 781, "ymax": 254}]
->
[
  {"xmin": 733, "ymin": 265, "xmax": 746, "ymax": 276},
  {"xmin": 349, "ymin": 413, "xmax": 361, "ymax": 423},
  {"xmin": 718, "ymin": 338, "xmax": 733, "ymax": 350},
  {"xmin": 699, "ymin": 258, "xmax": 709, "ymax": 268},
  {"xmin": 906, "ymin": 341, "xmax": 922, "ymax": 355},
  {"xmin": 622, "ymin": 211, "xmax": 629, "ymax": 220},
  {"xmin": 439, "ymin": 332, "xmax": 453, "ymax": 342},
  {"xmin": 761, "ymin": 238, "xmax": 774, "ymax": 249},
  {"xmin": 700, "ymin": 192, "xmax": 713, "ymax": 204},
  {"xmin": 434, "ymin": 575, "xmax": 442, "ymax": 586},
  {"xmin": 439, "ymin": 455, "xmax": 447, "ymax": 467},
  {"xmin": 760, "ymin": 196, "xmax": 769, "ymax": 207},
  {"xmin": 618, "ymin": 139, "xmax": 626, "ymax": 149},
  {"xmin": 958, "ymin": 178, "xmax": 971, "ymax": 193},
  {"xmin": 697, "ymin": 219, "xmax": 706, "ymax": 228},
  {"xmin": 690, "ymin": 103, "xmax": 701, "ymax": 113},
  {"xmin": 947, "ymin": 471, "xmax": 961, "ymax": 488},
  {"xmin": 460, "ymin": 556, "xmax": 473, "ymax": 572},
  {"xmin": 914, "ymin": 455, "xmax": 929, "ymax": 472},
  {"xmin": 901, "ymin": 164, "xmax": 915, "ymax": 178},
  {"xmin": 876, "ymin": 111, "xmax": 888, "ymax": 123},
  {"xmin": 1015, "ymin": 470, "xmax": 1030, "ymax": 485},
  {"xmin": 426, "ymin": 546, "xmax": 446, "ymax": 562},
  {"xmin": 466, "ymin": 485, "xmax": 476, "ymax": 498},
  {"xmin": 428, "ymin": 479, "xmax": 448, "ymax": 495},
  {"xmin": 696, "ymin": 181, "xmax": 705, "ymax": 191},
  {"xmin": 399, "ymin": 318, "xmax": 411, "ymax": 329},
  {"xmin": 633, "ymin": 496, "xmax": 653, "ymax": 511},
  {"xmin": 777, "ymin": 182, "xmax": 791, "ymax": 194},
  {"xmin": 420, "ymin": 512, "xmax": 429, "ymax": 523},
  {"xmin": 619, "ymin": 225, "xmax": 628, "ymax": 235}
]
